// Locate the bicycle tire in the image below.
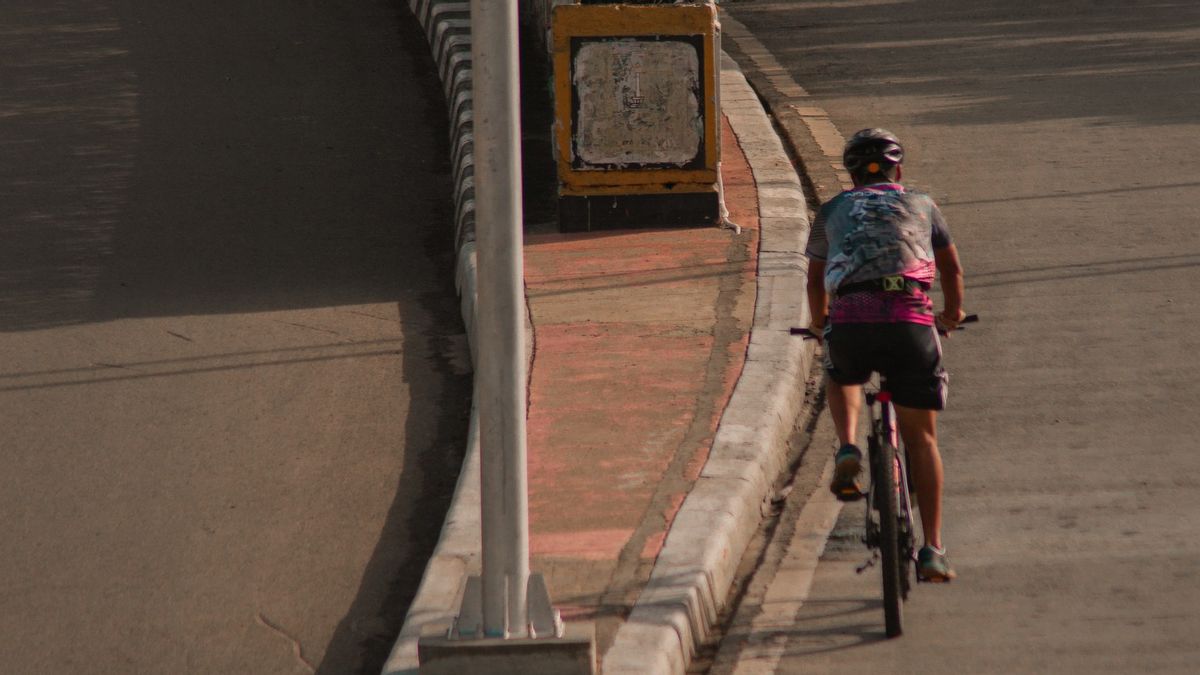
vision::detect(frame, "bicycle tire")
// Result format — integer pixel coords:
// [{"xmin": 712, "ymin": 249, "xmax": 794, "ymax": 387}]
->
[
  {"xmin": 896, "ymin": 456, "xmax": 914, "ymax": 601},
  {"xmin": 872, "ymin": 421, "xmax": 904, "ymax": 638}
]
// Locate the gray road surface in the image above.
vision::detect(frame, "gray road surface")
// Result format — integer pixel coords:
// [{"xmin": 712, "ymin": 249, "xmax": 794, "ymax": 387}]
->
[
  {"xmin": 0, "ymin": 2, "xmax": 469, "ymax": 673},
  {"xmin": 721, "ymin": 0, "xmax": 1200, "ymax": 672}
]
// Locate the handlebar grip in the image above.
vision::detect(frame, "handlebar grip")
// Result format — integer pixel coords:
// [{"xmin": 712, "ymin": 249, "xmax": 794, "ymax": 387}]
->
[{"xmin": 937, "ymin": 312, "xmax": 980, "ymax": 335}]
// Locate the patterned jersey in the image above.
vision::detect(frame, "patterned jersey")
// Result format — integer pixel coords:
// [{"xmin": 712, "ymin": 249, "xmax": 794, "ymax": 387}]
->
[{"xmin": 805, "ymin": 183, "xmax": 951, "ymax": 325}]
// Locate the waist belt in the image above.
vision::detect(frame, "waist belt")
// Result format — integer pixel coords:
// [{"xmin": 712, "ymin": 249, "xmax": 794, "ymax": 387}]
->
[{"xmin": 835, "ymin": 275, "xmax": 927, "ymax": 297}]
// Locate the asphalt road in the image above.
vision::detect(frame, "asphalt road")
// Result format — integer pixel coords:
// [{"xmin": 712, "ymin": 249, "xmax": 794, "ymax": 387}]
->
[
  {"xmin": 0, "ymin": 2, "xmax": 469, "ymax": 673},
  {"xmin": 721, "ymin": 0, "xmax": 1200, "ymax": 671}
]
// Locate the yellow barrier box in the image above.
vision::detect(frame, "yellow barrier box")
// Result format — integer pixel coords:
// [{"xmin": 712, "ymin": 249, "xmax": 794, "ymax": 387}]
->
[{"xmin": 552, "ymin": 3, "xmax": 720, "ymax": 230}]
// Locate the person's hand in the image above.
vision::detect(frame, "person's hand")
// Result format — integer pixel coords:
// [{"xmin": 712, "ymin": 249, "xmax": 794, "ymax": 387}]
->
[
  {"xmin": 809, "ymin": 314, "xmax": 826, "ymax": 342},
  {"xmin": 936, "ymin": 308, "xmax": 967, "ymax": 334}
]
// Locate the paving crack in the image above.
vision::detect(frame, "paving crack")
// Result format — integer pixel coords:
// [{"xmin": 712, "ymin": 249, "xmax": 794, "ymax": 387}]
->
[
  {"xmin": 340, "ymin": 309, "xmax": 400, "ymax": 323},
  {"xmin": 255, "ymin": 612, "xmax": 316, "ymax": 673}
]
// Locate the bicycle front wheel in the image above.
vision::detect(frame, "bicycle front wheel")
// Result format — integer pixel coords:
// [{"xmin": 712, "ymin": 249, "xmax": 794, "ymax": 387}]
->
[{"xmin": 872, "ymin": 423, "xmax": 904, "ymax": 638}]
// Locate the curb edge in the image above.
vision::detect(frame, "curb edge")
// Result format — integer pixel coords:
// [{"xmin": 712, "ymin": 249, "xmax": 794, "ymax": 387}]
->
[{"xmin": 601, "ymin": 53, "xmax": 815, "ymax": 675}]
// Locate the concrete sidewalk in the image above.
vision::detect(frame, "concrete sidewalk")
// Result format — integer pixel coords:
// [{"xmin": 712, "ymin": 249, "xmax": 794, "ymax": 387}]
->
[
  {"xmin": 523, "ymin": 114, "xmax": 761, "ymax": 653},
  {"xmin": 387, "ymin": 4, "xmax": 816, "ymax": 672}
]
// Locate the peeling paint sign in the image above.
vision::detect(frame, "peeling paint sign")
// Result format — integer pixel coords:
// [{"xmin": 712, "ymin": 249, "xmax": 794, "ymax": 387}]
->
[{"xmin": 572, "ymin": 37, "xmax": 703, "ymax": 169}]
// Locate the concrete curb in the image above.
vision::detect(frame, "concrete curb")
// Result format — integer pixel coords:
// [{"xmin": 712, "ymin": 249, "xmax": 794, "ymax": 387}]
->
[
  {"xmin": 600, "ymin": 54, "xmax": 814, "ymax": 675},
  {"xmin": 709, "ymin": 453, "xmax": 841, "ymax": 675}
]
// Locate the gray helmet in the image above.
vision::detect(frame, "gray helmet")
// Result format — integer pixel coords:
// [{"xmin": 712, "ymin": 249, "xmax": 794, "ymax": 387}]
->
[{"xmin": 843, "ymin": 128, "xmax": 904, "ymax": 173}]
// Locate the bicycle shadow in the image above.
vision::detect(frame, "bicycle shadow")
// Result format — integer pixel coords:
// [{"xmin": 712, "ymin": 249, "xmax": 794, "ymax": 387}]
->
[
  {"xmin": 711, "ymin": 595, "xmax": 891, "ymax": 674},
  {"xmin": 781, "ymin": 596, "xmax": 895, "ymax": 654}
]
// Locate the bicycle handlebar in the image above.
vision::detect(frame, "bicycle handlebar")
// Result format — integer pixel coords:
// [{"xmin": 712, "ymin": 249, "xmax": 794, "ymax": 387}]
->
[
  {"xmin": 789, "ymin": 314, "xmax": 980, "ymax": 340},
  {"xmin": 789, "ymin": 326, "xmax": 818, "ymax": 339},
  {"xmin": 956, "ymin": 313, "xmax": 981, "ymax": 325},
  {"xmin": 939, "ymin": 313, "xmax": 980, "ymax": 335}
]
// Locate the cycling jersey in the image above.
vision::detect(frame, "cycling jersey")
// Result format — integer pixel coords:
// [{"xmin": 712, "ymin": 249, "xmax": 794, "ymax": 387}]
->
[{"xmin": 805, "ymin": 183, "xmax": 951, "ymax": 325}]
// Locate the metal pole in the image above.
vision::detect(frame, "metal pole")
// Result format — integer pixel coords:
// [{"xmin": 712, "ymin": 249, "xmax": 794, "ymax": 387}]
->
[{"xmin": 470, "ymin": 0, "xmax": 529, "ymax": 638}]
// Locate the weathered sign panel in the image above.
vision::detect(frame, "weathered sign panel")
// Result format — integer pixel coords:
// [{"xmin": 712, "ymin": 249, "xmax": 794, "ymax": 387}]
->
[{"xmin": 573, "ymin": 37, "xmax": 703, "ymax": 168}]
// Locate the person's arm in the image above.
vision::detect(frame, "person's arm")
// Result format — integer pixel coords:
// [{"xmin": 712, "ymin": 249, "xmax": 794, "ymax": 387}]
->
[
  {"xmin": 934, "ymin": 243, "xmax": 965, "ymax": 329},
  {"xmin": 928, "ymin": 201, "xmax": 965, "ymax": 330},
  {"xmin": 805, "ymin": 201, "xmax": 834, "ymax": 334},
  {"xmin": 807, "ymin": 258, "xmax": 828, "ymax": 334}
]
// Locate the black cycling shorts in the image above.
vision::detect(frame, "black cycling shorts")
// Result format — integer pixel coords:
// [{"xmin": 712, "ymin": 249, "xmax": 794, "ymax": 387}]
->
[{"xmin": 822, "ymin": 322, "xmax": 948, "ymax": 411}]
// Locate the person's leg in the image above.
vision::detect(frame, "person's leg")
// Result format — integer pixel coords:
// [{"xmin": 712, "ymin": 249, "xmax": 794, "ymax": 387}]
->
[
  {"xmin": 888, "ymin": 323, "xmax": 954, "ymax": 580},
  {"xmin": 894, "ymin": 404, "xmax": 943, "ymax": 549},
  {"xmin": 824, "ymin": 323, "xmax": 869, "ymax": 446},
  {"xmin": 828, "ymin": 379, "xmax": 865, "ymax": 500},
  {"xmin": 824, "ymin": 324, "xmax": 871, "ymax": 499},
  {"xmin": 827, "ymin": 379, "xmax": 862, "ymax": 447}
]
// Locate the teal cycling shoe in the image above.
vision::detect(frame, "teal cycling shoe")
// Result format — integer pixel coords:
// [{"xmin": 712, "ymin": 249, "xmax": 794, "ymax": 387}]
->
[
  {"xmin": 829, "ymin": 444, "xmax": 864, "ymax": 501},
  {"xmin": 917, "ymin": 546, "xmax": 956, "ymax": 582}
]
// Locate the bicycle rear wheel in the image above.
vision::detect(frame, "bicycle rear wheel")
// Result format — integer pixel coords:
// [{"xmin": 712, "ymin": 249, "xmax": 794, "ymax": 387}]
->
[
  {"xmin": 896, "ymin": 453, "xmax": 915, "ymax": 601},
  {"xmin": 871, "ymin": 422, "xmax": 904, "ymax": 638}
]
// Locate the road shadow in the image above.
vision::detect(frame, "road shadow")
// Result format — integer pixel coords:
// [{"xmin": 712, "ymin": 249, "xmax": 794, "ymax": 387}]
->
[
  {"xmin": 966, "ymin": 252, "xmax": 1200, "ymax": 290},
  {"xmin": 0, "ymin": 2, "xmax": 137, "ymax": 332},
  {"xmin": 732, "ymin": 0, "xmax": 1200, "ymax": 129},
  {"xmin": 1, "ymin": 0, "xmax": 459, "ymax": 333},
  {"xmin": 3, "ymin": 1, "xmax": 472, "ymax": 673}
]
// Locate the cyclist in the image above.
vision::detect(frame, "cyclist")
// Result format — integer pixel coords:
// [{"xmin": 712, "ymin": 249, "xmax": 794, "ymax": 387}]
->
[{"xmin": 804, "ymin": 128, "xmax": 965, "ymax": 582}]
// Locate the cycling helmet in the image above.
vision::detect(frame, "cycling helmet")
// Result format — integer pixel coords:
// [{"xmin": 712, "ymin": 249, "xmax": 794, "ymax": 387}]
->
[{"xmin": 842, "ymin": 128, "xmax": 904, "ymax": 173}]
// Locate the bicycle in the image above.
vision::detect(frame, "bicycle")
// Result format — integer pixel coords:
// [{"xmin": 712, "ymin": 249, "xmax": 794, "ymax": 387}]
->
[{"xmin": 792, "ymin": 314, "xmax": 977, "ymax": 638}]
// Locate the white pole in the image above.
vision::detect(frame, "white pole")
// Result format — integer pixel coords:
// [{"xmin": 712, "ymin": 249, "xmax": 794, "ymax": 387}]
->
[{"xmin": 470, "ymin": 0, "xmax": 529, "ymax": 638}]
